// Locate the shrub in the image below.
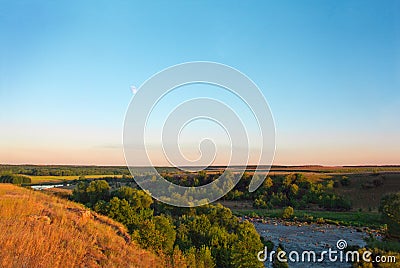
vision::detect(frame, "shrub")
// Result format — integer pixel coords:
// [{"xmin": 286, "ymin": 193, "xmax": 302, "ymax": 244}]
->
[
  {"xmin": 273, "ymin": 246, "xmax": 289, "ymax": 268},
  {"xmin": 282, "ymin": 206, "xmax": 294, "ymax": 219},
  {"xmin": 340, "ymin": 176, "xmax": 350, "ymax": 186},
  {"xmin": 302, "ymin": 213, "xmax": 314, "ymax": 222}
]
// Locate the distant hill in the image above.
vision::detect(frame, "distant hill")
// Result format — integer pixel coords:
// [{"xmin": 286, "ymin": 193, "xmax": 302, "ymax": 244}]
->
[{"xmin": 0, "ymin": 184, "xmax": 164, "ymax": 268}]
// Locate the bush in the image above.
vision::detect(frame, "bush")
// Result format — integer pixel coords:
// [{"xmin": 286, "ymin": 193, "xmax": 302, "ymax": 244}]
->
[
  {"xmin": 340, "ymin": 176, "xmax": 350, "ymax": 186},
  {"xmin": 282, "ymin": 206, "xmax": 294, "ymax": 219},
  {"xmin": 302, "ymin": 213, "xmax": 314, "ymax": 222},
  {"xmin": 273, "ymin": 246, "xmax": 289, "ymax": 268}
]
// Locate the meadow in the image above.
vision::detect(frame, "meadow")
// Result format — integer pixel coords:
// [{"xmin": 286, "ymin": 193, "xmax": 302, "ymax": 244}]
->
[{"xmin": 29, "ymin": 174, "xmax": 125, "ymax": 183}]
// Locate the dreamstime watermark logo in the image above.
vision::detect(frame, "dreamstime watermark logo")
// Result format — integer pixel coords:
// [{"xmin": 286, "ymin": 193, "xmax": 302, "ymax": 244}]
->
[
  {"xmin": 336, "ymin": 239, "xmax": 347, "ymax": 250},
  {"xmin": 257, "ymin": 239, "xmax": 397, "ymax": 264},
  {"xmin": 123, "ymin": 62, "xmax": 275, "ymax": 207}
]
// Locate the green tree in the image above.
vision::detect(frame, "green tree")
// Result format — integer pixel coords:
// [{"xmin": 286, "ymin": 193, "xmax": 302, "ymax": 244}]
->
[
  {"xmin": 379, "ymin": 192, "xmax": 400, "ymax": 238},
  {"xmin": 186, "ymin": 214, "xmax": 212, "ymax": 247},
  {"xmin": 132, "ymin": 216, "xmax": 176, "ymax": 254},
  {"xmin": 112, "ymin": 186, "xmax": 153, "ymax": 209},
  {"xmin": 104, "ymin": 197, "xmax": 136, "ymax": 227},
  {"xmin": 197, "ymin": 246, "xmax": 215, "ymax": 268},
  {"xmin": 153, "ymin": 216, "xmax": 176, "ymax": 254},
  {"xmin": 184, "ymin": 247, "xmax": 197, "ymax": 267},
  {"xmin": 86, "ymin": 180, "xmax": 110, "ymax": 205},
  {"xmin": 72, "ymin": 181, "xmax": 89, "ymax": 203},
  {"xmin": 231, "ymin": 221, "xmax": 264, "ymax": 268}
]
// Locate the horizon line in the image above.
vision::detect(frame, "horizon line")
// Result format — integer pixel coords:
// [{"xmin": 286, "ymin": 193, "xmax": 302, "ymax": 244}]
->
[{"xmin": 1, "ymin": 163, "xmax": 400, "ymax": 168}]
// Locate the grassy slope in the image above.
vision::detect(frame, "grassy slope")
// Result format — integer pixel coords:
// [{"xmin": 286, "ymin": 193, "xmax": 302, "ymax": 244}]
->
[
  {"xmin": 331, "ymin": 173, "xmax": 400, "ymax": 211},
  {"xmin": 0, "ymin": 184, "xmax": 164, "ymax": 268}
]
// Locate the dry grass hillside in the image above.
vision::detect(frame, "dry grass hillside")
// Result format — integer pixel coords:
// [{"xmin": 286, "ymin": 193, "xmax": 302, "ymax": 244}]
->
[
  {"xmin": 0, "ymin": 184, "xmax": 165, "ymax": 268},
  {"xmin": 332, "ymin": 173, "xmax": 400, "ymax": 211}
]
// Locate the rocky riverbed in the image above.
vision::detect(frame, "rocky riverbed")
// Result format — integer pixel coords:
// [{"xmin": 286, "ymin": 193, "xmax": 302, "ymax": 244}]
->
[{"xmin": 243, "ymin": 216, "xmax": 382, "ymax": 267}]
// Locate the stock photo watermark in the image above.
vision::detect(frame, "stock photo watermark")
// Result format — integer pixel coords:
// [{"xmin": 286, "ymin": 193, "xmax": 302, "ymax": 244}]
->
[
  {"xmin": 257, "ymin": 239, "xmax": 397, "ymax": 264},
  {"xmin": 123, "ymin": 62, "xmax": 276, "ymax": 207}
]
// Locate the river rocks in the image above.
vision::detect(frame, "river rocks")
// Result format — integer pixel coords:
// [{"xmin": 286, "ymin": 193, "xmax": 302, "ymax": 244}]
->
[{"xmin": 252, "ymin": 220, "xmax": 381, "ymax": 268}]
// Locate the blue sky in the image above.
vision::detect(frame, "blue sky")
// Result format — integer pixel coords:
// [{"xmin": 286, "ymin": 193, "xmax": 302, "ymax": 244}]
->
[{"xmin": 0, "ymin": 0, "xmax": 399, "ymax": 165}]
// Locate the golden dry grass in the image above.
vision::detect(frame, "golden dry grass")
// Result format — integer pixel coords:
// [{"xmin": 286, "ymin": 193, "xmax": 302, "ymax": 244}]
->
[
  {"xmin": 0, "ymin": 184, "xmax": 165, "ymax": 268},
  {"xmin": 332, "ymin": 173, "xmax": 400, "ymax": 211}
]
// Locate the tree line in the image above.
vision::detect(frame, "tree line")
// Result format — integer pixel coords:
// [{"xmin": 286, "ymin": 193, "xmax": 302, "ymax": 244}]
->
[
  {"xmin": 0, "ymin": 174, "xmax": 31, "ymax": 184},
  {"xmin": 162, "ymin": 172, "xmax": 352, "ymax": 211}
]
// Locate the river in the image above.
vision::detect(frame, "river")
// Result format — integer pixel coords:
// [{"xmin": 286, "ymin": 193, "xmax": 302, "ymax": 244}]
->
[{"xmin": 249, "ymin": 218, "xmax": 381, "ymax": 267}]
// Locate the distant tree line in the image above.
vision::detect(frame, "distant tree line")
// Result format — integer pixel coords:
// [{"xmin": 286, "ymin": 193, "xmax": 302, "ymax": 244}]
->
[
  {"xmin": 0, "ymin": 165, "xmax": 183, "ymax": 177},
  {"xmin": 0, "ymin": 174, "xmax": 31, "ymax": 184},
  {"xmin": 0, "ymin": 165, "xmax": 131, "ymax": 176}
]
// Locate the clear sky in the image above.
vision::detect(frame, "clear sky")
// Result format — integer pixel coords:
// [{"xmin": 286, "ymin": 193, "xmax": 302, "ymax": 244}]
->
[{"xmin": 0, "ymin": 0, "xmax": 399, "ymax": 166}]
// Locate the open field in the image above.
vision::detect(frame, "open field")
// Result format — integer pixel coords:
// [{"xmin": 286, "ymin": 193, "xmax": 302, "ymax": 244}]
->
[
  {"xmin": 331, "ymin": 173, "xmax": 400, "ymax": 211},
  {"xmin": 207, "ymin": 165, "xmax": 400, "ymax": 174},
  {"xmin": 0, "ymin": 184, "xmax": 164, "ymax": 267},
  {"xmin": 28, "ymin": 174, "xmax": 125, "ymax": 183}
]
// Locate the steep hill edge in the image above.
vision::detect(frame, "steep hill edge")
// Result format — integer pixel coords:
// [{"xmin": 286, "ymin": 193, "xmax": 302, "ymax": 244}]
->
[{"xmin": 0, "ymin": 184, "xmax": 164, "ymax": 268}]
